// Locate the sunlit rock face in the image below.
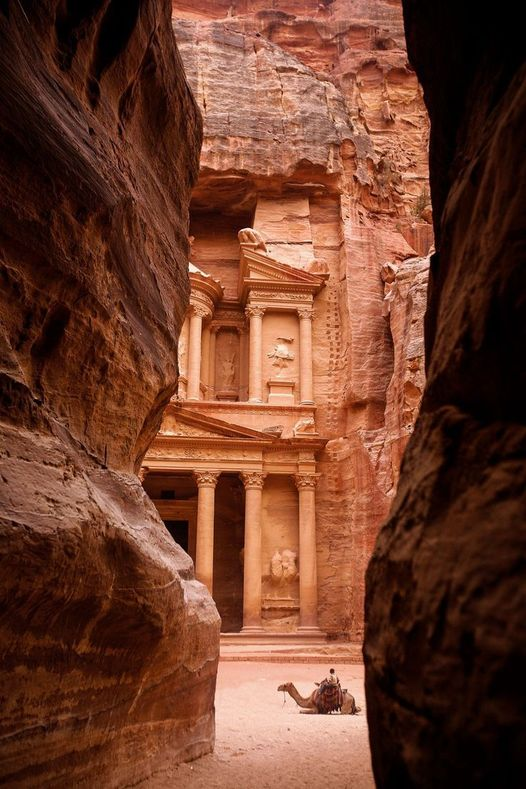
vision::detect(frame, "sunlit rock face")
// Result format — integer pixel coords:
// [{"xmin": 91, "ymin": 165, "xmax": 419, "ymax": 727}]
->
[
  {"xmin": 172, "ymin": 0, "xmax": 432, "ymax": 639},
  {"xmin": 365, "ymin": 1, "xmax": 526, "ymax": 785},
  {"xmin": 0, "ymin": 2, "xmax": 219, "ymax": 785}
]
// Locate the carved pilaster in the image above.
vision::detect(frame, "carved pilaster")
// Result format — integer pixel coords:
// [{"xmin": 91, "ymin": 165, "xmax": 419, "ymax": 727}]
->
[{"xmin": 297, "ymin": 307, "xmax": 314, "ymax": 405}]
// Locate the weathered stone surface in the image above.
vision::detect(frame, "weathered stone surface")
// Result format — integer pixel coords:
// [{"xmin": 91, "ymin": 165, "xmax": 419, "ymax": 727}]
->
[
  {"xmin": 172, "ymin": 0, "xmax": 432, "ymax": 639},
  {"xmin": 0, "ymin": 1, "xmax": 219, "ymax": 785},
  {"xmin": 365, "ymin": 2, "xmax": 526, "ymax": 785}
]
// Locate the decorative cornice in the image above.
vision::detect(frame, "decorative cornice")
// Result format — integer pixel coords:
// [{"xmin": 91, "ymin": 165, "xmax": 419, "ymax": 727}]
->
[
  {"xmin": 240, "ymin": 471, "xmax": 266, "ymax": 489},
  {"xmin": 194, "ymin": 470, "xmax": 221, "ymax": 487},
  {"xmin": 294, "ymin": 473, "xmax": 320, "ymax": 489}
]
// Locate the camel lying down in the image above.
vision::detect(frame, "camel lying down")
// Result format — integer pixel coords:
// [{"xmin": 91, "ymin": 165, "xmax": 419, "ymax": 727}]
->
[{"xmin": 278, "ymin": 682, "xmax": 361, "ymax": 714}]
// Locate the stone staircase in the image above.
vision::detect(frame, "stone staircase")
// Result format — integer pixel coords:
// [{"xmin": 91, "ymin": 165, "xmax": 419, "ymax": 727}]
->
[{"xmin": 220, "ymin": 633, "xmax": 363, "ymax": 663}]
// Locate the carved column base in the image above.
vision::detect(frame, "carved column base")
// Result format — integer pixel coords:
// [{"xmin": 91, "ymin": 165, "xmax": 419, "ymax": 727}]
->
[{"xmin": 240, "ymin": 625, "xmax": 265, "ymax": 635}]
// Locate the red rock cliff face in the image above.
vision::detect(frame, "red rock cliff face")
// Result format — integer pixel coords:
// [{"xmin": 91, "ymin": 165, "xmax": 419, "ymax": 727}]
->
[
  {"xmin": 172, "ymin": 0, "xmax": 432, "ymax": 639},
  {"xmin": 0, "ymin": 2, "xmax": 219, "ymax": 785},
  {"xmin": 365, "ymin": 1, "xmax": 526, "ymax": 785}
]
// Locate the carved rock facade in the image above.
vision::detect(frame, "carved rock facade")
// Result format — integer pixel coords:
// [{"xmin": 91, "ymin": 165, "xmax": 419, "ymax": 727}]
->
[
  {"xmin": 164, "ymin": 0, "xmax": 432, "ymax": 639},
  {"xmin": 0, "ymin": 2, "xmax": 218, "ymax": 785}
]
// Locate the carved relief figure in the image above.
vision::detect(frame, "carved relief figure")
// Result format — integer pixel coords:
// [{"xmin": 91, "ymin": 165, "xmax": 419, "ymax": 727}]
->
[
  {"xmin": 267, "ymin": 337, "xmax": 294, "ymax": 375},
  {"xmin": 238, "ymin": 227, "xmax": 267, "ymax": 252},
  {"xmin": 220, "ymin": 352, "xmax": 237, "ymax": 387},
  {"xmin": 270, "ymin": 549, "xmax": 298, "ymax": 587},
  {"xmin": 292, "ymin": 416, "xmax": 316, "ymax": 436}
]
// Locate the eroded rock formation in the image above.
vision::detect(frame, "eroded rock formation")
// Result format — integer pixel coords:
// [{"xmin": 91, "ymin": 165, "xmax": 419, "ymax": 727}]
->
[
  {"xmin": 172, "ymin": 0, "xmax": 432, "ymax": 639},
  {"xmin": 365, "ymin": 2, "xmax": 526, "ymax": 785},
  {"xmin": 0, "ymin": 2, "xmax": 219, "ymax": 785}
]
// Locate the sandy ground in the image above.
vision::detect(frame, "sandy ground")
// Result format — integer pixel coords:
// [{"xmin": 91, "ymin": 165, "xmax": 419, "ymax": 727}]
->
[{"xmin": 150, "ymin": 662, "xmax": 374, "ymax": 788}]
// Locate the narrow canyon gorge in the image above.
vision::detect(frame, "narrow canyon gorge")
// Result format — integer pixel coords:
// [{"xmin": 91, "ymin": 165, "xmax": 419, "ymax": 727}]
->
[{"xmin": 0, "ymin": 0, "xmax": 524, "ymax": 787}]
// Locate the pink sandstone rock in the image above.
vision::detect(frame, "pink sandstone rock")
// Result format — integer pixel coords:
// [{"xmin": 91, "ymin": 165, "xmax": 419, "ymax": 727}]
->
[
  {"xmin": 365, "ymin": 1, "xmax": 526, "ymax": 784},
  {"xmin": 0, "ymin": 1, "xmax": 218, "ymax": 785}
]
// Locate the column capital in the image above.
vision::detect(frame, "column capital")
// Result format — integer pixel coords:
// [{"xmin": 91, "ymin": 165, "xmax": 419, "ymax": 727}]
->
[
  {"xmin": 294, "ymin": 473, "xmax": 319, "ymax": 490},
  {"xmin": 194, "ymin": 470, "xmax": 220, "ymax": 487},
  {"xmin": 190, "ymin": 302, "xmax": 211, "ymax": 320},
  {"xmin": 297, "ymin": 307, "xmax": 314, "ymax": 320},
  {"xmin": 245, "ymin": 305, "xmax": 266, "ymax": 319},
  {"xmin": 241, "ymin": 471, "xmax": 266, "ymax": 489}
]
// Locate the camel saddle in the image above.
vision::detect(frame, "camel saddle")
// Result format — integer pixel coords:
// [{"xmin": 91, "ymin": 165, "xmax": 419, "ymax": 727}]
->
[{"xmin": 316, "ymin": 681, "xmax": 343, "ymax": 714}]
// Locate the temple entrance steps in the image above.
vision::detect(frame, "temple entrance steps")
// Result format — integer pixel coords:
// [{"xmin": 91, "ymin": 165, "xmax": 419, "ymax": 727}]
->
[{"xmin": 220, "ymin": 633, "xmax": 363, "ymax": 663}]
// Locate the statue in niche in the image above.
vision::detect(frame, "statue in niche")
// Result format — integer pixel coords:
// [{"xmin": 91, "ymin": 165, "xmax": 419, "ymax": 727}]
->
[
  {"xmin": 238, "ymin": 227, "xmax": 267, "ymax": 252},
  {"xmin": 220, "ymin": 352, "xmax": 237, "ymax": 388},
  {"xmin": 270, "ymin": 549, "xmax": 298, "ymax": 588},
  {"xmin": 267, "ymin": 337, "xmax": 294, "ymax": 376}
]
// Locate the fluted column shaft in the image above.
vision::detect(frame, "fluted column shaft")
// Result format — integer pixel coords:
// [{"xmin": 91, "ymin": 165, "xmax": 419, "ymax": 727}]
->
[
  {"xmin": 194, "ymin": 471, "xmax": 220, "ymax": 593},
  {"xmin": 295, "ymin": 473, "xmax": 320, "ymax": 630},
  {"xmin": 298, "ymin": 307, "xmax": 314, "ymax": 405},
  {"xmin": 246, "ymin": 306, "xmax": 265, "ymax": 403},
  {"xmin": 187, "ymin": 306, "xmax": 207, "ymax": 401},
  {"xmin": 241, "ymin": 471, "xmax": 266, "ymax": 631}
]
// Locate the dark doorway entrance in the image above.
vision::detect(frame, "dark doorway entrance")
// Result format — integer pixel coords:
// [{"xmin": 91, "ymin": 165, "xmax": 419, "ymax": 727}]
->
[{"xmin": 164, "ymin": 520, "xmax": 189, "ymax": 553}]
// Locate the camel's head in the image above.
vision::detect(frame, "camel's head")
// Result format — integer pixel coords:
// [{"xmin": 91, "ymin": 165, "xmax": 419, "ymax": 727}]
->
[{"xmin": 277, "ymin": 682, "xmax": 291, "ymax": 692}]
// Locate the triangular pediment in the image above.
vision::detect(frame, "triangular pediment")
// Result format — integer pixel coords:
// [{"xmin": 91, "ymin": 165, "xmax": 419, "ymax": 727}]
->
[
  {"xmin": 240, "ymin": 247, "xmax": 325, "ymax": 291},
  {"xmin": 158, "ymin": 404, "xmax": 274, "ymax": 442}
]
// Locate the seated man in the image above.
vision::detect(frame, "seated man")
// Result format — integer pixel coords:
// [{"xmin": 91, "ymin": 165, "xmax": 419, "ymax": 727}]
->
[{"xmin": 316, "ymin": 668, "xmax": 342, "ymax": 713}]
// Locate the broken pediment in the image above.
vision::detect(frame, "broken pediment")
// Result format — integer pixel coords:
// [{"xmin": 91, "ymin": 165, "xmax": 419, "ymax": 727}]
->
[
  {"xmin": 238, "ymin": 240, "xmax": 326, "ymax": 302},
  {"xmin": 158, "ymin": 406, "xmax": 274, "ymax": 442}
]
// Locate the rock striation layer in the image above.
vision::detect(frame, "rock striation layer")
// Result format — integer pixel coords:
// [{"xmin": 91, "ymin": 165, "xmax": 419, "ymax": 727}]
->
[
  {"xmin": 365, "ymin": 1, "xmax": 526, "ymax": 785},
  {"xmin": 0, "ymin": 2, "xmax": 219, "ymax": 786},
  {"xmin": 172, "ymin": 0, "xmax": 432, "ymax": 639}
]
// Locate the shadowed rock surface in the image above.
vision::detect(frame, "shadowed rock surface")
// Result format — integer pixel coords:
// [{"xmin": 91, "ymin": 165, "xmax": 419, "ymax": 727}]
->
[
  {"xmin": 365, "ymin": 1, "xmax": 526, "ymax": 785},
  {"xmin": 0, "ymin": 1, "xmax": 219, "ymax": 786}
]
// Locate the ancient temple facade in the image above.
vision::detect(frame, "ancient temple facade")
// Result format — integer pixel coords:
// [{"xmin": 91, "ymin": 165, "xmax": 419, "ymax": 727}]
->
[{"xmin": 142, "ymin": 228, "xmax": 330, "ymax": 635}]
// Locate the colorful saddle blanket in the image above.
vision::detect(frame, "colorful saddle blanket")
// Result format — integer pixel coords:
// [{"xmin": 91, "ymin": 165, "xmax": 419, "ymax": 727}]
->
[{"xmin": 316, "ymin": 682, "xmax": 343, "ymax": 713}]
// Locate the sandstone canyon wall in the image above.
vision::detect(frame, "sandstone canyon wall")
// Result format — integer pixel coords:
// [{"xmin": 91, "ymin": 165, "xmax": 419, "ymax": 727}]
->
[
  {"xmin": 0, "ymin": 2, "xmax": 219, "ymax": 786},
  {"xmin": 365, "ymin": 1, "xmax": 526, "ymax": 785},
  {"xmin": 172, "ymin": 0, "xmax": 432, "ymax": 639}
]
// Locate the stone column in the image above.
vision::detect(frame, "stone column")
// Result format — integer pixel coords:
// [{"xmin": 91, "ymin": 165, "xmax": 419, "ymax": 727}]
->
[
  {"xmin": 178, "ymin": 315, "xmax": 190, "ymax": 398},
  {"xmin": 201, "ymin": 323, "xmax": 211, "ymax": 397},
  {"xmin": 194, "ymin": 471, "xmax": 220, "ymax": 593},
  {"xmin": 208, "ymin": 326, "xmax": 218, "ymax": 399},
  {"xmin": 245, "ymin": 305, "xmax": 265, "ymax": 403},
  {"xmin": 237, "ymin": 326, "xmax": 247, "ymax": 401},
  {"xmin": 187, "ymin": 305, "xmax": 207, "ymax": 401},
  {"xmin": 298, "ymin": 307, "xmax": 314, "ymax": 405},
  {"xmin": 294, "ymin": 473, "xmax": 320, "ymax": 631},
  {"xmin": 241, "ymin": 471, "xmax": 266, "ymax": 631}
]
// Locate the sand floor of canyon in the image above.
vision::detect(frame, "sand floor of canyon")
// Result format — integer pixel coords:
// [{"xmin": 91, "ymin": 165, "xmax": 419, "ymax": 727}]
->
[{"xmin": 150, "ymin": 661, "xmax": 373, "ymax": 789}]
